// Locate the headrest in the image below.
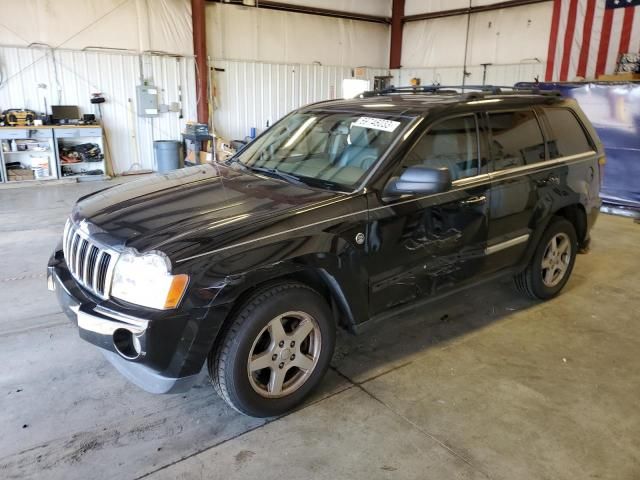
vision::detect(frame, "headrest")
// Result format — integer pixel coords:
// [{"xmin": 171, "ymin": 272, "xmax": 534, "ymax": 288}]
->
[{"xmin": 349, "ymin": 127, "xmax": 371, "ymax": 147}]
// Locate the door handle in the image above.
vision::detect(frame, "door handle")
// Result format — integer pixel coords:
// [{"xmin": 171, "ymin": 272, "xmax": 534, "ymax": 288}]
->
[{"xmin": 459, "ymin": 195, "xmax": 486, "ymax": 207}]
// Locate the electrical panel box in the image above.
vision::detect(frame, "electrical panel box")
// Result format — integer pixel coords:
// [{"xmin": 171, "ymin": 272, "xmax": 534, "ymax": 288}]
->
[{"xmin": 136, "ymin": 85, "xmax": 159, "ymax": 117}]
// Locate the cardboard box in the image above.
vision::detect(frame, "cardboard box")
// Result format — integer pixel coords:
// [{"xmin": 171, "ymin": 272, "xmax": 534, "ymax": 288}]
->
[
  {"xmin": 354, "ymin": 66, "xmax": 367, "ymax": 78},
  {"xmin": 199, "ymin": 151, "xmax": 212, "ymax": 163},
  {"xmin": 8, "ymin": 168, "xmax": 35, "ymax": 181},
  {"xmin": 597, "ymin": 72, "xmax": 640, "ymax": 81},
  {"xmin": 186, "ymin": 150, "xmax": 213, "ymax": 164}
]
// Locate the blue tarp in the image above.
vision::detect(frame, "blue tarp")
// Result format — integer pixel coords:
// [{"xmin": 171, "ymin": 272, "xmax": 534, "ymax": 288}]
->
[{"xmin": 516, "ymin": 82, "xmax": 640, "ymax": 210}]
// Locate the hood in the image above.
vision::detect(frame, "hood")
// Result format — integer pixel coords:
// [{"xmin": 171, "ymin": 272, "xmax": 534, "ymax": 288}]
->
[{"xmin": 73, "ymin": 164, "xmax": 339, "ymax": 256}]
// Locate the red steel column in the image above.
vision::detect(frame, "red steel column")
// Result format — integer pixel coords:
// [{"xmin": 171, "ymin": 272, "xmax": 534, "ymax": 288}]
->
[
  {"xmin": 389, "ymin": 0, "xmax": 405, "ymax": 69},
  {"xmin": 192, "ymin": 0, "xmax": 208, "ymax": 124}
]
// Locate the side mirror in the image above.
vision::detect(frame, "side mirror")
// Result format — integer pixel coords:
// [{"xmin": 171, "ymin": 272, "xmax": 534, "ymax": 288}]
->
[{"xmin": 384, "ymin": 166, "xmax": 452, "ymax": 197}]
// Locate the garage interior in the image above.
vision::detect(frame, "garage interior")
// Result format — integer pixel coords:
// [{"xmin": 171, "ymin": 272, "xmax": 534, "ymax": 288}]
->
[{"xmin": 0, "ymin": 1, "xmax": 639, "ymax": 479}]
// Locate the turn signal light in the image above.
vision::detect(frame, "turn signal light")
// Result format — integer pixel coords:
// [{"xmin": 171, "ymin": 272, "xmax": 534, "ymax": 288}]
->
[{"xmin": 164, "ymin": 274, "xmax": 190, "ymax": 309}]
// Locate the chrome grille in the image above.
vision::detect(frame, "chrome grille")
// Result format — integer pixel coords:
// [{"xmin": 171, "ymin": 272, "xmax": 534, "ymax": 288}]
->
[{"xmin": 62, "ymin": 219, "xmax": 117, "ymax": 299}]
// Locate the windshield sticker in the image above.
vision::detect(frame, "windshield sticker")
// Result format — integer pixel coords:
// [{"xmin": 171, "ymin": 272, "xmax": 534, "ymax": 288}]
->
[{"xmin": 353, "ymin": 117, "xmax": 401, "ymax": 132}]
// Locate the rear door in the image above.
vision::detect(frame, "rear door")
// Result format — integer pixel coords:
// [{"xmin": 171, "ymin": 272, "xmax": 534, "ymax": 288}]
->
[
  {"xmin": 484, "ymin": 109, "xmax": 547, "ymax": 272},
  {"xmin": 537, "ymin": 105, "xmax": 601, "ymax": 228},
  {"xmin": 366, "ymin": 114, "xmax": 491, "ymax": 316}
]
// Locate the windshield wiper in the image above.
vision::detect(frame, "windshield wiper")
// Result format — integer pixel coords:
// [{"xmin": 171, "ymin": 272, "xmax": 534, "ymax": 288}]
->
[
  {"xmin": 246, "ymin": 166, "xmax": 306, "ymax": 185},
  {"xmin": 234, "ymin": 163, "xmax": 348, "ymax": 192}
]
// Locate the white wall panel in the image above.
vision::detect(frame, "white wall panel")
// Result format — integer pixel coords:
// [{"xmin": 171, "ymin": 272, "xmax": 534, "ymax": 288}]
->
[
  {"xmin": 207, "ymin": 3, "xmax": 390, "ymax": 67},
  {"xmin": 0, "ymin": 46, "xmax": 196, "ymax": 174},
  {"xmin": 0, "ymin": 0, "xmax": 193, "ymax": 55},
  {"xmin": 467, "ymin": 3, "xmax": 553, "ymax": 65},
  {"xmin": 282, "ymin": 0, "xmax": 391, "ymax": 17},
  {"xmin": 405, "ymin": 0, "xmax": 471, "ymax": 16},
  {"xmin": 402, "ymin": 3, "xmax": 552, "ymax": 68},
  {"xmin": 402, "ymin": 16, "xmax": 469, "ymax": 67},
  {"xmin": 404, "ymin": 0, "xmax": 538, "ymax": 16},
  {"xmin": 212, "ymin": 59, "xmax": 388, "ymax": 141},
  {"xmin": 400, "ymin": 2, "xmax": 551, "ymax": 88},
  {"xmin": 392, "ymin": 61, "xmax": 545, "ymax": 87}
]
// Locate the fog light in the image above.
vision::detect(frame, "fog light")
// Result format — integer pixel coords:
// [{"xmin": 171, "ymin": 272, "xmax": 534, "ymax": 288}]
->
[{"xmin": 113, "ymin": 328, "xmax": 142, "ymax": 360}]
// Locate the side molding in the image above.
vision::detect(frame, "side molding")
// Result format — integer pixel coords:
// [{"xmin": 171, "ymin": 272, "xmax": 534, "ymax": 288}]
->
[{"xmin": 485, "ymin": 234, "xmax": 530, "ymax": 255}]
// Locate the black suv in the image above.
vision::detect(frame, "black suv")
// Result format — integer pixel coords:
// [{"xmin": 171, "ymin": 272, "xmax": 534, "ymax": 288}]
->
[{"xmin": 48, "ymin": 86, "xmax": 603, "ymax": 417}]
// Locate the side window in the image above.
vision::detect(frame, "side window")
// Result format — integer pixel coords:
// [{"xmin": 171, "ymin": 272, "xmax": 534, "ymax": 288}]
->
[
  {"xmin": 403, "ymin": 115, "xmax": 479, "ymax": 180},
  {"xmin": 543, "ymin": 108, "xmax": 593, "ymax": 159},
  {"xmin": 488, "ymin": 111, "xmax": 545, "ymax": 170}
]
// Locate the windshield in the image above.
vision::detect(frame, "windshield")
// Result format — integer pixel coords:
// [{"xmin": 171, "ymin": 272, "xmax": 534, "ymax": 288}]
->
[{"xmin": 231, "ymin": 111, "xmax": 414, "ymax": 190}]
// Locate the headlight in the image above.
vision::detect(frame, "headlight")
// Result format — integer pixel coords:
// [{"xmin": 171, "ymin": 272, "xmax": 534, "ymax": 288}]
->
[{"xmin": 111, "ymin": 251, "xmax": 189, "ymax": 310}]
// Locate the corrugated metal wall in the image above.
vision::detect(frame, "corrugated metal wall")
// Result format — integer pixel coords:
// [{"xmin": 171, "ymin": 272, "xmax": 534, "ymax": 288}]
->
[
  {"xmin": 210, "ymin": 58, "xmax": 543, "ymax": 142},
  {"xmin": 392, "ymin": 62, "xmax": 546, "ymax": 88},
  {"xmin": 0, "ymin": 44, "xmax": 545, "ymax": 174},
  {"xmin": 0, "ymin": 45, "xmax": 196, "ymax": 174},
  {"xmin": 0, "ymin": 46, "xmax": 390, "ymax": 171},
  {"xmin": 212, "ymin": 59, "xmax": 389, "ymax": 141}
]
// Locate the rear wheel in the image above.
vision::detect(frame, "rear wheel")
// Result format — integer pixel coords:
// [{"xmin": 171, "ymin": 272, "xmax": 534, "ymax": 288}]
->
[
  {"xmin": 514, "ymin": 217, "xmax": 577, "ymax": 300},
  {"xmin": 209, "ymin": 282, "xmax": 335, "ymax": 417}
]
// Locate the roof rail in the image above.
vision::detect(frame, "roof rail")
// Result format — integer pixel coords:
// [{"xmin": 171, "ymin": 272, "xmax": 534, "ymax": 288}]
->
[{"xmin": 360, "ymin": 84, "xmax": 563, "ymax": 98}]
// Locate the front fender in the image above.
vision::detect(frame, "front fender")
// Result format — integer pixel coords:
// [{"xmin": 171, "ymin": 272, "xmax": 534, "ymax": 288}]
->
[
  {"xmin": 208, "ymin": 245, "xmax": 368, "ymax": 330},
  {"xmin": 173, "ymin": 194, "xmax": 370, "ymax": 331}
]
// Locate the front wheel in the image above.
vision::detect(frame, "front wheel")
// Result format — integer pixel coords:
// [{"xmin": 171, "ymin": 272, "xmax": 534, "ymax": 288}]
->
[
  {"xmin": 209, "ymin": 282, "xmax": 335, "ymax": 417},
  {"xmin": 514, "ymin": 217, "xmax": 577, "ymax": 300}
]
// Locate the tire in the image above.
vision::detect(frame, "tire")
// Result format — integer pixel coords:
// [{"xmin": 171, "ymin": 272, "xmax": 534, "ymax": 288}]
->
[
  {"xmin": 209, "ymin": 282, "xmax": 335, "ymax": 417},
  {"xmin": 514, "ymin": 217, "xmax": 578, "ymax": 300}
]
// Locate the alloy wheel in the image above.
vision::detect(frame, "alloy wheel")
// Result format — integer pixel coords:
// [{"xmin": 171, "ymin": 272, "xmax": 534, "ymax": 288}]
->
[
  {"xmin": 247, "ymin": 311, "xmax": 321, "ymax": 398},
  {"xmin": 541, "ymin": 232, "xmax": 572, "ymax": 287}
]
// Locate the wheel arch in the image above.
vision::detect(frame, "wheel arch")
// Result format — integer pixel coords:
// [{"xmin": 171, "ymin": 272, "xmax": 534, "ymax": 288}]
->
[
  {"xmin": 279, "ymin": 269, "xmax": 357, "ymax": 331},
  {"xmin": 211, "ymin": 259, "xmax": 361, "ymax": 342},
  {"xmin": 522, "ymin": 202, "xmax": 589, "ymax": 271},
  {"xmin": 553, "ymin": 203, "xmax": 588, "ymax": 248}
]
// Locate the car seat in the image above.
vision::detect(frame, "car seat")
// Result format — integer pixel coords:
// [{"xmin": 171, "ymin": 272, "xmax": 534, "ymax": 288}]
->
[
  {"xmin": 337, "ymin": 128, "xmax": 379, "ymax": 171},
  {"xmin": 419, "ymin": 132, "xmax": 462, "ymax": 180}
]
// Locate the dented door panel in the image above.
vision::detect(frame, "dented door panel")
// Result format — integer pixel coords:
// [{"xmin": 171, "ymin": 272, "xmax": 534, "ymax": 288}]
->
[{"xmin": 365, "ymin": 185, "xmax": 489, "ymax": 316}]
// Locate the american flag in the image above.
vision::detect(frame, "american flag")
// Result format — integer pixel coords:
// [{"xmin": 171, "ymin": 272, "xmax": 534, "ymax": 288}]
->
[{"xmin": 545, "ymin": 0, "xmax": 640, "ymax": 81}]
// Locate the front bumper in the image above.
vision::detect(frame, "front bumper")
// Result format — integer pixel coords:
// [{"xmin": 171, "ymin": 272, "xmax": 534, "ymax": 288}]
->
[{"xmin": 48, "ymin": 255, "xmax": 210, "ymax": 394}]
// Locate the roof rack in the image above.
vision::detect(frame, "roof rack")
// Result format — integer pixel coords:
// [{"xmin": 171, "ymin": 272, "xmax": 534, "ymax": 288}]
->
[{"xmin": 360, "ymin": 85, "xmax": 563, "ymax": 98}]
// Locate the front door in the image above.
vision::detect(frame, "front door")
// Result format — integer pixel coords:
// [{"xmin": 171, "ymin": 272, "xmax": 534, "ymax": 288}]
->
[{"xmin": 366, "ymin": 114, "xmax": 490, "ymax": 317}]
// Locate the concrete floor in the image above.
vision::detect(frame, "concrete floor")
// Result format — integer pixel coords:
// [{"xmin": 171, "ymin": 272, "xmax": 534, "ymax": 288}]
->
[{"xmin": 0, "ymin": 179, "xmax": 639, "ymax": 480}]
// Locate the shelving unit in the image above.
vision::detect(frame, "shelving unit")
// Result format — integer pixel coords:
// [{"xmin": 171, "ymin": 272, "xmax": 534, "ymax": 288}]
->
[
  {"xmin": 55, "ymin": 127, "xmax": 107, "ymax": 181},
  {"xmin": 0, "ymin": 128, "xmax": 58, "ymax": 183},
  {"xmin": 0, "ymin": 125, "xmax": 107, "ymax": 184}
]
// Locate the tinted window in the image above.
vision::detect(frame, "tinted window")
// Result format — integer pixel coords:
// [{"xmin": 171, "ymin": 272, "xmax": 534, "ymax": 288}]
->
[
  {"xmin": 403, "ymin": 115, "xmax": 479, "ymax": 180},
  {"xmin": 488, "ymin": 111, "xmax": 545, "ymax": 170},
  {"xmin": 544, "ymin": 108, "xmax": 592, "ymax": 158}
]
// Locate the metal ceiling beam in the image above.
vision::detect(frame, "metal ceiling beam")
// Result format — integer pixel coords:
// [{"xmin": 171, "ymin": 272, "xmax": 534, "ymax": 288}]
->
[
  {"xmin": 403, "ymin": 0, "xmax": 551, "ymax": 23},
  {"xmin": 207, "ymin": 0, "xmax": 390, "ymax": 24}
]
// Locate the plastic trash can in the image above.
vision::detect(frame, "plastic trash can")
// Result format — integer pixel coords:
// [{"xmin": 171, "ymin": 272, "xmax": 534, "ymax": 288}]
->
[{"xmin": 154, "ymin": 140, "xmax": 181, "ymax": 173}]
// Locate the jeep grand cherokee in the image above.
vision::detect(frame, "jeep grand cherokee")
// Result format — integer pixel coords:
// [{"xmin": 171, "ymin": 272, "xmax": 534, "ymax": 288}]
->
[{"xmin": 48, "ymin": 86, "xmax": 602, "ymax": 417}]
